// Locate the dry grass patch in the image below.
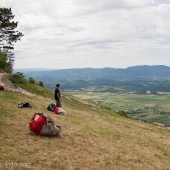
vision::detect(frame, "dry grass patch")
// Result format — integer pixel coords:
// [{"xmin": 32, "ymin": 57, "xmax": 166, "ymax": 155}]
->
[{"xmin": 0, "ymin": 90, "xmax": 170, "ymax": 170}]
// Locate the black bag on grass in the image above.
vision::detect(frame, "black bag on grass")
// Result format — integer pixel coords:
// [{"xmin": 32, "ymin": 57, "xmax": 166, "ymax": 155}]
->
[
  {"xmin": 47, "ymin": 103, "xmax": 56, "ymax": 111},
  {"xmin": 18, "ymin": 102, "xmax": 31, "ymax": 108}
]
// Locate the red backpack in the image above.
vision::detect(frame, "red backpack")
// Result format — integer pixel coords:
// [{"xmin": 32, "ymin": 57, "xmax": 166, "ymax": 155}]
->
[
  {"xmin": 29, "ymin": 113, "xmax": 47, "ymax": 135},
  {"xmin": 0, "ymin": 85, "xmax": 4, "ymax": 90},
  {"xmin": 53, "ymin": 107, "xmax": 59, "ymax": 114}
]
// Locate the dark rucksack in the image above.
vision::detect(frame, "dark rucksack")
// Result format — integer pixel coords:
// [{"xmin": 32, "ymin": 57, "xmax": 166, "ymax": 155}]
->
[
  {"xmin": 18, "ymin": 102, "xmax": 31, "ymax": 108},
  {"xmin": 47, "ymin": 103, "xmax": 56, "ymax": 111}
]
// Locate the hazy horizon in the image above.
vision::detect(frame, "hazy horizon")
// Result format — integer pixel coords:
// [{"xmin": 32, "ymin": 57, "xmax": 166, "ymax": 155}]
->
[{"xmin": 13, "ymin": 64, "xmax": 170, "ymax": 71}]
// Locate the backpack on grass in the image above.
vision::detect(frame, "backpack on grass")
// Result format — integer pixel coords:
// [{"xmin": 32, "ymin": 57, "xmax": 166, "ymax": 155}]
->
[
  {"xmin": 53, "ymin": 107, "xmax": 67, "ymax": 115},
  {"xmin": 29, "ymin": 112, "xmax": 61, "ymax": 136},
  {"xmin": 0, "ymin": 85, "xmax": 4, "ymax": 91},
  {"xmin": 47, "ymin": 103, "xmax": 56, "ymax": 111},
  {"xmin": 29, "ymin": 113, "xmax": 47, "ymax": 135},
  {"xmin": 47, "ymin": 103, "xmax": 67, "ymax": 115},
  {"xmin": 18, "ymin": 102, "xmax": 31, "ymax": 108}
]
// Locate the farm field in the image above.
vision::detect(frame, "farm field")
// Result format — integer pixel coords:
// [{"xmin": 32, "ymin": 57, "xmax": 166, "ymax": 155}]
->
[{"xmin": 69, "ymin": 92, "xmax": 170, "ymax": 126}]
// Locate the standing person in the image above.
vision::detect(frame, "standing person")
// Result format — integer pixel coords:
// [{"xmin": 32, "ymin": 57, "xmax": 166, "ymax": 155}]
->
[{"xmin": 55, "ymin": 83, "xmax": 62, "ymax": 107}]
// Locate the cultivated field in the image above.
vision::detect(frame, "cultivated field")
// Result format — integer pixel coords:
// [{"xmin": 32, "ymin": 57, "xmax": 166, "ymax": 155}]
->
[{"xmin": 70, "ymin": 92, "xmax": 170, "ymax": 126}]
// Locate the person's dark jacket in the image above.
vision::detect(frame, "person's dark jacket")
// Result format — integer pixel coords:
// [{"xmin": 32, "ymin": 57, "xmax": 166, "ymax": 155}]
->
[{"xmin": 55, "ymin": 87, "xmax": 61, "ymax": 100}]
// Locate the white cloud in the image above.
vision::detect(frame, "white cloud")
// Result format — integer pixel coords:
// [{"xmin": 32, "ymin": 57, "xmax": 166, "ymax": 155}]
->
[{"xmin": 1, "ymin": 0, "xmax": 170, "ymax": 69}]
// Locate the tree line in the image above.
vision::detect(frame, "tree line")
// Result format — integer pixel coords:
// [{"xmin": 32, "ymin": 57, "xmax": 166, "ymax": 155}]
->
[{"xmin": 10, "ymin": 72, "xmax": 43, "ymax": 87}]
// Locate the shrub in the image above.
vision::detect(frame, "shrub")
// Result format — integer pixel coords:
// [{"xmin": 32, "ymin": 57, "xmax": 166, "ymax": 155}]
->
[
  {"xmin": 10, "ymin": 72, "xmax": 26, "ymax": 84},
  {"xmin": 38, "ymin": 81, "xmax": 44, "ymax": 87},
  {"xmin": 116, "ymin": 110, "xmax": 128, "ymax": 117},
  {"xmin": 28, "ymin": 77, "xmax": 36, "ymax": 84}
]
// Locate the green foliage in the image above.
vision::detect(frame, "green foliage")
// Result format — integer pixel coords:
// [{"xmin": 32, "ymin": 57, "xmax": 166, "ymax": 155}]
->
[
  {"xmin": 28, "ymin": 77, "xmax": 36, "ymax": 84},
  {"xmin": 116, "ymin": 110, "xmax": 128, "ymax": 117},
  {"xmin": 0, "ymin": 8, "xmax": 23, "ymax": 50},
  {"xmin": 18, "ymin": 82, "xmax": 53, "ymax": 98},
  {"xmin": 11, "ymin": 73, "xmax": 44, "ymax": 87},
  {"xmin": 10, "ymin": 72, "xmax": 49, "ymax": 97},
  {"xmin": 38, "ymin": 81, "xmax": 44, "ymax": 87},
  {"xmin": 0, "ymin": 7, "xmax": 23, "ymax": 72},
  {"xmin": 0, "ymin": 51, "xmax": 10, "ymax": 72},
  {"xmin": 10, "ymin": 72, "xmax": 26, "ymax": 84}
]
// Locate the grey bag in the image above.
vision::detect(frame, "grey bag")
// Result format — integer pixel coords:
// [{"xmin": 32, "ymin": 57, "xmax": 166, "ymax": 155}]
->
[{"xmin": 40, "ymin": 116, "xmax": 61, "ymax": 136}]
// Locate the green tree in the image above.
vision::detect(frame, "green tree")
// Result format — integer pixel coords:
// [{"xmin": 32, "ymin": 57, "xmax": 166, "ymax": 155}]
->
[
  {"xmin": 38, "ymin": 81, "xmax": 44, "ymax": 87},
  {"xmin": 0, "ymin": 51, "xmax": 10, "ymax": 72},
  {"xmin": 10, "ymin": 72, "xmax": 26, "ymax": 84},
  {"xmin": 0, "ymin": 8, "xmax": 23, "ymax": 72},
  {"xmin": 28, "ymin": 77, "xmax": 36, "ymax": 84}
]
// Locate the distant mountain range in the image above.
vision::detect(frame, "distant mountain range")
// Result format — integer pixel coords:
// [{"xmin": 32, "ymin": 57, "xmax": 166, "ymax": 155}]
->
[
  {"xmin": 15, "ymin": 65, "xmax": 170, "ymax": 81},
  {"xmin": 14, "ymin": 65, "xmax": 170, "ymax": 93}
]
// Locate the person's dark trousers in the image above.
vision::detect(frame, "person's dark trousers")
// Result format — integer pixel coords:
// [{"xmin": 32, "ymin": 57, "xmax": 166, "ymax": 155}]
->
[{"xmin": 56, "ymin": 100, "xmax": 61, "ymax": 107}]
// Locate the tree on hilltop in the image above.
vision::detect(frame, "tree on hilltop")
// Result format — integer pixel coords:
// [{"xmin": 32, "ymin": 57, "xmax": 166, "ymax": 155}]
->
[
  {"xmin": 0, "ymin": 51, "xmax": 10, "ymax": 72},
  {"xmin": 0, "ymin": 7, "xmax": 23, "ymax": 72}
]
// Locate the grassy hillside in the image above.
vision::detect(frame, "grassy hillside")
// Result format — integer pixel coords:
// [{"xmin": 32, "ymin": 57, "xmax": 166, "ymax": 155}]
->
[{"xmin": 0, "ymin": 87, "xmax": 170, "ymax": 170}]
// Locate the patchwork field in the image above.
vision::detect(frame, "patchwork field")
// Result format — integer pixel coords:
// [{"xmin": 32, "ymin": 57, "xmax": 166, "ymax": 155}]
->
[{"xmin": 69, "ymin": 92, "xmax": 170, "ymax": 126}]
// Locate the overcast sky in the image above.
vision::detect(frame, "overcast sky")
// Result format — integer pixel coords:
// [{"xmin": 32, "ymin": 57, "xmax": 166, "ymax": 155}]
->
[{"xmin": 1, "ymin": 0, "xmax": 170, "ymax": 69}]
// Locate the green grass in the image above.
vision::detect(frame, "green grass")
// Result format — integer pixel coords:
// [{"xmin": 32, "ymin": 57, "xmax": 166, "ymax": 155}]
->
[
  {"xmin": 16, "ymin": 82, "xmax": 54, "ymax": 98},
  {"xmin": 145, "ymin": 114, "xmax": 170, "ymax": 125}
]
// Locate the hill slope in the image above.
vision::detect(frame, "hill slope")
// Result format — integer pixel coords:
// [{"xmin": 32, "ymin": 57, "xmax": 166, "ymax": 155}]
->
[{"xmin": 0, "ymin": 83, "xmax": 170, "ymax": 169}]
